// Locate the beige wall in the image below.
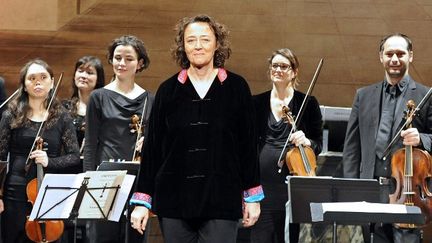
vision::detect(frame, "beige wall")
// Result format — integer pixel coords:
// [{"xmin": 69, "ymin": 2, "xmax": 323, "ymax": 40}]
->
[
  {"xmin": 0, "ymin": 0, "xmax": 101, "ymax": 30},
  {"xmin": 0, "ymin": 0, "xmax": 75, "ymax": 30},
  {"xmin": 0, "ymin": 0, "xmax": 432, "ymax": 107}
]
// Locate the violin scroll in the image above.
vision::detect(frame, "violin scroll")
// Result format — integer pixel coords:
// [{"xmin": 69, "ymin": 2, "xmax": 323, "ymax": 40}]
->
[
  {"xmin": 404, "ymin": 100, "xmax": 416, "ymax": 126},
  {"xmin": 35, "ymin": 137, "xmax": 43, "ymax": 151},
  {"xmin": 130, "ymin": 114, "xmax": 143, "ymax": 162}
]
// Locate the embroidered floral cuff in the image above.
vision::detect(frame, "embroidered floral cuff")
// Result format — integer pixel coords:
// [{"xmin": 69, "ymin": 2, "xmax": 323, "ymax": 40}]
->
[
  {"xmin": 130, "ymin": 192, "xmax": 152, "ymax": 209},
  {"xmin": 243, "ymin": 185, "xmax": 264, "ymax": 203}
]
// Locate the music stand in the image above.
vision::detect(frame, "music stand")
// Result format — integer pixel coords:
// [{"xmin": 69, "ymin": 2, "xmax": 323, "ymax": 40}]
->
[
  {"xmin": 97, "ymin": 161, "xmax": 141, "ymax": 243},
  {"xmin": 310, "ymin": 202, "xmax": 424, "ymax": 243},
  {"xmin": 29, "ymin": 171, "xmax": 134, "ymax": 243},
  {"xmin": 98, "ymin": 161, "xmax": 140, "ymax": 176},
  {"xmin": 287, "ymin": 176, "xmax": 380, "ymax": 242}
]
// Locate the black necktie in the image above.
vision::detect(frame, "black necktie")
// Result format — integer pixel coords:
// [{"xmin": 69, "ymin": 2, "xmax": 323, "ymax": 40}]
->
[{"xmin": 376, "ymin": 85, "xmax": 397, "ymax": 159}]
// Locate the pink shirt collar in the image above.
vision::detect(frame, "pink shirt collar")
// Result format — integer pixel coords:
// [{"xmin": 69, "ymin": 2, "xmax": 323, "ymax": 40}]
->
[{"xmin": 177, "ymin": 68, "xmax": 227, "ymax": 84}]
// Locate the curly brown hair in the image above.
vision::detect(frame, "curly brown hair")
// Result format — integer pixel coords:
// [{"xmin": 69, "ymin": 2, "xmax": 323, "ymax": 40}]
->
[
  {"xmin": 172, "ymin": 14, "xmax": 231, "ymax": 69},
  {"xmin": 7, "ymin": 59, "xmax": 62, "ymax": 129}
]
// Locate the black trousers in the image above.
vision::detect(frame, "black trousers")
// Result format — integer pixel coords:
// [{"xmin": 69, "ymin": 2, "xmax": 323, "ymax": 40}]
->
[
  {"xmin": 86, "ymin": 206, "xmax": 147, "ymax": 243},
  {"xmin": 249, "ymin": 209, "xmax": 286, "ymax": 243},
  {"xmin": 159, "ymin": 217, "xmax": 238, "ymax": 243},
  {"xmin": 1, "ymin": 199, "xmax": 33, "ymax": 243}
]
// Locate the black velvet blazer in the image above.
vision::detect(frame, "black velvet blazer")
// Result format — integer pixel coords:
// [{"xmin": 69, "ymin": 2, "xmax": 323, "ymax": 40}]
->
[{"xmin": 137, "ymin": 69, "xmax": 260, "ymax": 220}]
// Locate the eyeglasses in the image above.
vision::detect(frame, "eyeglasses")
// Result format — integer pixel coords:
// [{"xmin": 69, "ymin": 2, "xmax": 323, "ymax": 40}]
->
[{"xmin": 271, "ymin": 63, "xmax": 292, "ymax": 71}]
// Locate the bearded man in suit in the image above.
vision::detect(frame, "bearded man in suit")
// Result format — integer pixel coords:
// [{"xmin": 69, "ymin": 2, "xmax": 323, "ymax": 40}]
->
[{"xmin": 343, "ymin": 33, "xmax": 432, "ymax": 243}]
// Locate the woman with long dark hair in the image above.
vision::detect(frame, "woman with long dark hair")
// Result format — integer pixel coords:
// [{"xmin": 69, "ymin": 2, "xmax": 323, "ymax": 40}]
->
[{"xmin": 0, "ymin": 59, "xmax": 80, "ymax": 242}]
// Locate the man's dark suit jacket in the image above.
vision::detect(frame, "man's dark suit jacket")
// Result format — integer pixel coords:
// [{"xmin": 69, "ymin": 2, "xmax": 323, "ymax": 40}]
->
[{"xmin": 343, "ymin": 76, "xmax": 432, "ymax": 179}]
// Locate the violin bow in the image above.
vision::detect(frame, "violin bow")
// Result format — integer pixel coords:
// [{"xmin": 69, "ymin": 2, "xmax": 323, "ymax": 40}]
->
[
  {"xmin": 0, "ymin": 88, "xmax": 20, "ymax": 110},
  {"xmin": 24, "ymin": 72, "xmax": 64, "ymax": 172},
  {"xmin": 382, "ymin": 87, "xmax": 432, "ymax": 160},
  {"xmin": 131, "ymin": 96, "xmax": 148, "ymax": 162},
  {"xmin": 276, "ymin": 58, "xmax": 324, "ymax": 173}
]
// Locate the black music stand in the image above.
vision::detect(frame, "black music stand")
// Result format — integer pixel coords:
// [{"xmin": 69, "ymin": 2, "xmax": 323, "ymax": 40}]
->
[
  {"xmin": 97, "ymin": 161, "xmax": 142, "ymax": 243},
  {"xmin": 29, "ymin": 171, "xmax": 130, "ymax": 243},
  {"xmin": 287, "ymin": 176, "xmax": 381, "ymax": 243},
  {"xmin": 310, "ymin": 202, "xmax": 424, "ymax": 243},
  {"xmin": 98, "ymin": 161, "xmax": 140, "ymax": 176}
]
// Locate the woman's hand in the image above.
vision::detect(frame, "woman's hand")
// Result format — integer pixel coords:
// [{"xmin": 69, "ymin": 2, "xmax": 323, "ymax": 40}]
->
[
  {"xmin": 0, "ymin": 199, "xmax": 4, "ymax": 213},
  {"xmin": 289, "ymin": 130, "xmax": 311, "ymax": 147},
  {"xmin": 130, "ymin": 206, "xmax": 150, "ymax": 235},
  {"xmin": 135, "ymin": 137, "xmax": 144, "ymax": 153},
  {"xmin": 242, "ymin": 202, "xmax": 260, "ymax": 227},
  {"xmin": 30, "ymin": 150, "xmax": 49, "ymax": 167}
]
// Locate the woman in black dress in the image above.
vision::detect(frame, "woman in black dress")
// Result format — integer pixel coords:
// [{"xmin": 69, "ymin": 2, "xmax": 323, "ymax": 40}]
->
[
  {"xmin": 61, "ymin": 56, "xmax": 105, "ymax": 242},
  {"xmin": 83, "ymin": 35, "xmax": 154, "ymax": 243},
  {"xmin": 251, "ymin": 48, "xmax": 323, "ymax": 243},
  {"xmin": 62, "ymin": 56, "xmax": 105, "ymax": 169},
  {"xmin": 0, "ymin": 59, "xmax": 80, "ymax": 242}
]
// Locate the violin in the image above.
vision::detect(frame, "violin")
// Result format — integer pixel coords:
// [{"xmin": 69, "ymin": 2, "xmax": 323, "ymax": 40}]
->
[
  {"xmin": 275, "ymin": 58, "xmax": 323, "ymax": 173},
  {"xmin": 72, "ymin": 115, "xmax": 86, "ymax": 160},
  {"xmin": 79, "ymin": 121, "xmax": 86, "ymax": 160},
  {"xmin": 389, "ymin": 100, "xmax": 432, "ymax": 228},
  {"xmin": 25, "ymin": 137, "xmax": 64, "ymax": 242},
  {"xmin": 282, "ymin": 106, "xmax": 317, "ymax": 176},
  {"xmin": 130, "ymin": 114, "xmax": 143, "ymax": 162},
  {"xmin": 129, "ymin": 97, "xmax": 148, "ymax": 163}
]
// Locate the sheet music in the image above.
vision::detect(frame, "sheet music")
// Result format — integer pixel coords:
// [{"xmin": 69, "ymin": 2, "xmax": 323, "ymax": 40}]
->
[
  {"xmin": 29, "ymin": 174, "xmax": 81, "ymax": 220},
  {"xmin": 79, "ymin": 170, "xmax": 126, "ymax": 219},
  {"xmin": 29, "ymin": 171, "xmax": 135, "ymax": 222},
  {"xmin": 109, "ymin": 174, "xmax": 135, "ymax": 221}
]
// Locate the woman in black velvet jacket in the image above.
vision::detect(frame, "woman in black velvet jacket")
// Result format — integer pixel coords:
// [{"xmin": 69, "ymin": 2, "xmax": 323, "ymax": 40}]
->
[
  {"xmin": 250, "ymin": 48, "xmax": 323, "ymax": 243},
  {"xmin": 130, "ymin": 14, "xmax": 264, "ymax": 243}
]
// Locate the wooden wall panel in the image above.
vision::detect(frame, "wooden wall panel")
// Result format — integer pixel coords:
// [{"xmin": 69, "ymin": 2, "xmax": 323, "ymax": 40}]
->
[
  {"xmin": 1, "ymin": 0, "xmax": 432, "ymax": 241},
  {"xmin": 1, "ymin": 0, "xmax": 432, "ymax": 108}
]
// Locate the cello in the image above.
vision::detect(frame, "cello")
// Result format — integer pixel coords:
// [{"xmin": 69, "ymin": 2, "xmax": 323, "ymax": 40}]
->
[
  {"xmin": 23, "ymin": 73, "xmax": 65, "ymax": 242},
  {"xmin": 389, "ymin": 100, "xmax": 432, "ymax": 228},
  {"xmin": 275, "ymin": 58, "xmax": 323, "ymax": 174}
]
